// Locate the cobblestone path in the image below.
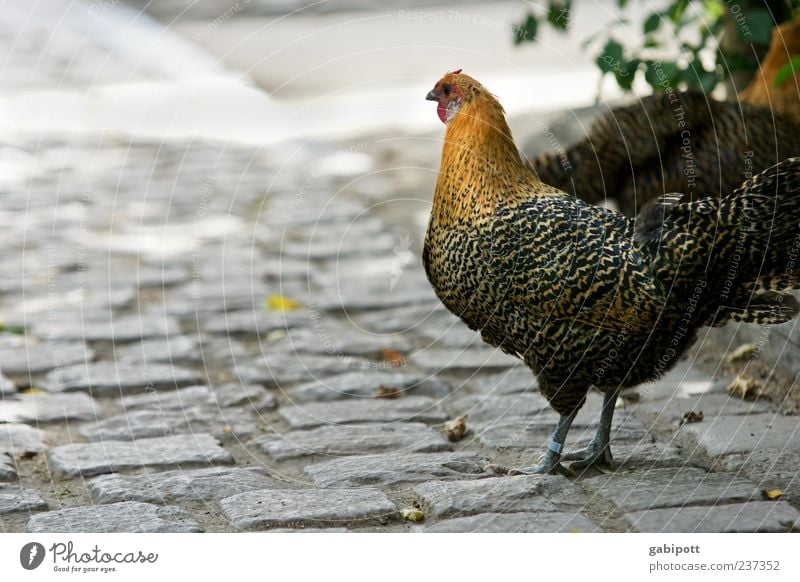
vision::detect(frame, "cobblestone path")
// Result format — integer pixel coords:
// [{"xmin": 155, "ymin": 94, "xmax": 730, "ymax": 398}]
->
[
  {"xmin": 0, "ymin": 0, "xmax": 799, "ymax": 534},
  {"xmin": 0, "ymin": 132, "xmax": 798, "ymax": 533}
]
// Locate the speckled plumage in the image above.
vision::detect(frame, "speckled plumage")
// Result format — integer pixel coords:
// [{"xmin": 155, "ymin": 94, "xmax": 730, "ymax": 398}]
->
[
  {"xmin": 529, "ymin": 90, "xmax": 800, "ymax": 216},
  {"xmin": 424, "ymin": 72, "xmax": 800, "ymax": 422}
]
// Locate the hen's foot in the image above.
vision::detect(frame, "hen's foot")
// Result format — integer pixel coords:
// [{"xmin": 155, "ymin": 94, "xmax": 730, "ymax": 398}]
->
[
  {"xmin": 484, "ymin": 454, "xmax": 575, "ymax": 477},
  {"xmin": 561, "ymin": 439, "xmax": 614, "ymax": 470}
]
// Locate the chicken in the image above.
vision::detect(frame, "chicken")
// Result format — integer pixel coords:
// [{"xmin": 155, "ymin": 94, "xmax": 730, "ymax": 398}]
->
[
  {"xmin": 529, "ymin": 90, "xmax": 800, "ymax": 217},
  {"xmin": 423, "ymin": 70, "xmax": 800, "ymax": 474},
  {"xmin": 742, "ymin": 18, "xmax": 800, "ymax": 120}
]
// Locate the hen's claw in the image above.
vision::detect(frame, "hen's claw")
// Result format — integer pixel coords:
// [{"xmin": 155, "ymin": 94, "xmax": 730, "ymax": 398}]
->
[
  {"xmin": 484, "ymin": 451, "xmax": 575, "ymax": 477},
  {"xmin": 562, "ymin": 439, "xmax": 615, "ymax": 470}
]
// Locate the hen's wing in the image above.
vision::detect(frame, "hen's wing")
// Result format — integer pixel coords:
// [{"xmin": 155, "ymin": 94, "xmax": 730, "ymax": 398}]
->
[{"xmin": 492, "ymin": 195, "xmax": 667, "ymax": 334}]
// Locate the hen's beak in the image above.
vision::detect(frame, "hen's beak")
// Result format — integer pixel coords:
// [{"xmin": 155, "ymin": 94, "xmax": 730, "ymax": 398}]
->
[{"xmin": 425, "ymin": 90, "xmax": 438, "ymax": 101}]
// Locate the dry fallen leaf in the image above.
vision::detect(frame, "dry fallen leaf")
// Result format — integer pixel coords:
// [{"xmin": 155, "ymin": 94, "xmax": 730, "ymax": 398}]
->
[
  {"xmin": 726, "ymin": 343, "xmax": 758, "ymax": 364},
  {"xmin": 374, "ymin": 385, "xmax": 403, "ymax": 399},
  {"xmin": 728, "ymin": 374, "xmax": 763, "ymax": 400},
  {"xmin": 764, "ymin": 489, "xmax": 783, "ymax": 500},
  {"xmin": 679, "ymin": 410, "xmax": 704, "ymax": 426},
  {"xmin": 266, "ymin": 330, "xmax": 287, "ymax": 342},
  {"xmin": 265, "ymin": 294, "xmax": 301, "ymax": 312},
  {"xmin": 382, "ymin": 348, "xmax": 407, "ymax": 367},
  {"xmin": 445, "ymin": 415, "xmax": 468, "ymax": 442},
  {"xmin": 401, "ymin": 508, "xmax": 424, "ymax": 522}
]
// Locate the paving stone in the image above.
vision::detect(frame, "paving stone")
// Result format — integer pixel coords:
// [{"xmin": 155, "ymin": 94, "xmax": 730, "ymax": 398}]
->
[
  {"xmin": 416, "ymin": 321, "xmax": 483, "ymax": 348},
  {"xmin": 89, "ymin": 467, "xmax": 279, "ymax": 504},
  {"xmin": 410, "ymin": 348, "xmax": 519, "ymax": 372},
  {"xmin": 606, "ymin": 442, "xmax": 695, "ymax": 470},
  {"xmin": 266, "ymin": 322, "xmax": 413, "ymax": 359},
  {"xmin": 43, "ymin": 361, "xmax": 203, "ymax": 394},
  {"xmin": 582, "ymin": 467, "xmax": 760, "ymax": 511},
  {"xmin": 267, "ymin": 527, "xmax": 351, "ymax": 533},
  {"xmin": 717, "ymin": 450, "xmax": 800, "ymax": 504},
  {"xmin": 414, "ymin": 475, "xmax": 587, "ymax": 519},
  {"xmin": 49, "ymin": 434, "xmax": 234, "ymax": 477},
  {"xmin": 32, "ymin": 315, "xmax": 180, "ymax": 342},
  {"xmin": 282, "ymin": 228, "xmax": 397, "ymax": 260},
  {"xmin": 198, "ymin": 336, "xmax": 253, "ymax": 363},
  {"xmin": 279, "ymin": 396, "xmax": 448, "ymax": 429},
  {"xmin": 0, "ymin": 372, "xmax": 15, "ymax": 395},
  {"xmin": 474, "ymin": 413, "xmax": 651, "ymax": 450},
  {"xmin": 680, "ymin": 413, "xmax": 800, "ymax": 457},
  {"xmin": 256, "ymin": 423, "xmax": 451, "ymax": 460},
  {"xmin": 237, "ymin": 353, "xmax": 374, "ymax": 387},
  {"xmin": 0, "ymin": 392, "xmax": 98, "ymax": 423},
  {"xmin": 467, "ymin": 367, "xmax": 538, "ymax": 395},
  {"xmin": 356, "ymin": 304, "xmax": 456, "ymax": 334},
  {"xmin": 79, "ymin": 406, "xmax": 260, "ymax": 441},
  {"xmin": 288, "ymin": 371, "xmax": 449, "ymax": 403},
  {"xmin": 305, "ymin": 451, "xmax": 486, "ymax": 488},
  {"xmin": 447, "ymin": 394, "xmax": 551, "ymax": 424},
  {"xmin": 637, "ymin": 362, "xmax": 730, "ymax": 402},
  {"xmin": 423, "ymin": 511, "xmax": 601, "ymax": 533},
  {"xmin": 314, "ymin": 284, "xmax": 439, "ymax": 311},
  {"xmin": 26, "ymin": 501, "xmax": 202, "ymax": 533},
  {"xmin": 0, "ymin": 342, "xmax": 95, "ymax": 376},
  {"xmin": 0, "ymin": 454, "xmax": 16, "ymax": 481},
  {"xmin": 118, "ymin": 336, "xmax": 200, "ymax": 364},
  {"xmin": 635, "ymin": 393, "xmax": 772, "ymax": 427},
  {"xmin": 119, "ymin": 383, "xmax": 275, "ymax": 412},
  {"xmin": 220, "ymin": 488, "xmax": 397, "ymax": 530},
  {"xmin": 0, "ymin": 424, "xmax": 46, "ymax": 455},
  {"xmin": 0, "ymin": 486, "xmax": 47, "ymax": 514},
  {"xmin": 624, "ymin": 501, "xmax": 800, "ymax": 533},
  {"xmin": 213, "ymin": 383, "xmax": 278, "ymax": 410},
  {"xmin": 203, "ymin": 309, "xmax": 310, "ymax": 336}
]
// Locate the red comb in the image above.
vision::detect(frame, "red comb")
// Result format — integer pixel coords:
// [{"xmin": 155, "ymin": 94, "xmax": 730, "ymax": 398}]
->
[{"xmin": 447, "ymin": 68, "xmax": 463, "ymax": 75}]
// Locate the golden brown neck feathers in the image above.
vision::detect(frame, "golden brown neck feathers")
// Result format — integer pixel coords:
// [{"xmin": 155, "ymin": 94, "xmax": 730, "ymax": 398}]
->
[{"xmin": 432, "ymin": 79, "xmax": 542, "ymax": 225}]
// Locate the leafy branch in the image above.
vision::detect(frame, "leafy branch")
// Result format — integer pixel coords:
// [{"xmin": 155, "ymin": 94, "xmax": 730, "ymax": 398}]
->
[{"xmin": 513, "ymin": 0, "xmax": 797, "ymax": 93}]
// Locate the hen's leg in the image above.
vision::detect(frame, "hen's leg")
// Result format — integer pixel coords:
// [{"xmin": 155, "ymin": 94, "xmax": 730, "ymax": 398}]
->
[
  {"xmin": 487, "ymin": 408, "xmax": 578, "ymax": 476},
  {"xmin": 561, "ymin": 389, "xmax": 618, "ymax": 469}
]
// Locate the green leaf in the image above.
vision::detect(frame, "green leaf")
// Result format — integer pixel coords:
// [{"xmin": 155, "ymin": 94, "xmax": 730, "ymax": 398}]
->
[
  {"xmin": 774, "ymin": 55, "xmax": 800, "ymax": 87},
  {"xmin": 690, "ymin": 67, "xmax": 718, "ymax": 92},
  {"xmin": 547, "ymin": 0, "xmax": 572, "ymax": 32},
  {"xmin": 666, "ymin": 0, "xmax": 689, "ymax": 26},
  {"xmin": 596, "ymin": 39, "xmax": 624, "ymax": 73},
  {"xmin": 617, "ymin": 0, "xmax": 629, "ymax": 7},
  {"xmin": 744, "ymin": 9, "xmax": 774, "ymax": 45},
  {"xmin": 644, "ymin": 13, "xmax": 661, "ymax": 34},
  {"xmin": 513, "ymin": 13, "xmax": 538, "ymax": 45},
  {"xmin": 644, "ymin": 60, "xmax": 681, "ymax": 90},
  {"xmin": 615, "ymin": 58, "xmax": 640, "ymax": 91},
  {"xmin": 703, "ymin": 0, "xmax": 724, "ymax": 20}
]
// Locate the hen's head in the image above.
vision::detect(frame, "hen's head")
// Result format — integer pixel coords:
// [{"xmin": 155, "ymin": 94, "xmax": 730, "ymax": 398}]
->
[{"xmin": 426, "ymin": 70, "xmax": 492, "ymax": 124}]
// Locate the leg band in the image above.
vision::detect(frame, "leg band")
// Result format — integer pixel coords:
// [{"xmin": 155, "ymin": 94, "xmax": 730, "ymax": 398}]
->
[{"xmin": 547, "ymin": 439, "xmax": 563, "ymax": 454}]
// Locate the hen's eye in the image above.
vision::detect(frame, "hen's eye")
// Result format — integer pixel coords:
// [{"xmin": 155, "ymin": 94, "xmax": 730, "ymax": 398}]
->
[{"xmin": 443, "ymin": 83, "xmax": 451, "ymax": 96}]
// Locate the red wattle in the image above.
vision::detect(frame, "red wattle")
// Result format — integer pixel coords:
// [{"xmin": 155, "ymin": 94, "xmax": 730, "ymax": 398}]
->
[{"xmin": 437, "ymin": 102, "xmax": 448, "ymax": 124}]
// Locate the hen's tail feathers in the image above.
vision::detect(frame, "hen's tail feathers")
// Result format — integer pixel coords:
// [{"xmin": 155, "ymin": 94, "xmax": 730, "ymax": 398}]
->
[
  {"xmin": 636, "ymin": 157, "xmax": 800, "ymax": 327},
  {"xmin": 713, "ymin": 157, "xmax": 800, "ymax": 325}
]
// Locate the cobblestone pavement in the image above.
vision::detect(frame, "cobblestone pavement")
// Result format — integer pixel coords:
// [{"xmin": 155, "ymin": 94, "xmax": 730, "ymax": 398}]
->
[
  {"xmin": 1, "ymin": 1, "xmax": 799, "ymax": 535},
  {"xmin": 0, "ymin": 130, "xmax": 798, "ymax": 534}
]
